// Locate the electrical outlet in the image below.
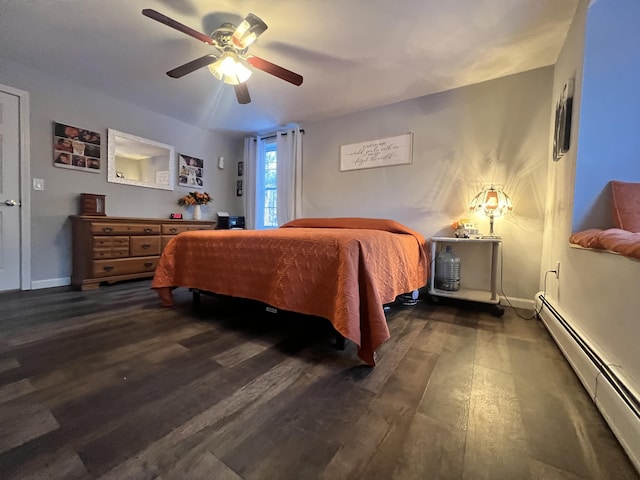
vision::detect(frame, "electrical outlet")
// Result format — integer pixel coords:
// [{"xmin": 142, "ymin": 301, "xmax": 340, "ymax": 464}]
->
[
  {"xmin": 554, "ymin": 261, "xmax": 560, "ymax": 279},
  {"xmin": 33, "ymin": 178, "xmax": 44, "ymax": 191}
]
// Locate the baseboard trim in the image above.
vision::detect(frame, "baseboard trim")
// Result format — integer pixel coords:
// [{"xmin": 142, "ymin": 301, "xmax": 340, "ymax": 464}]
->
[
  {"xmin": 536, "ymin": 293, "xmax": 640, "ymax": 473},
  {"xmin": 31, "ymin": 277, "xmax": 71, "ymax": 290}
]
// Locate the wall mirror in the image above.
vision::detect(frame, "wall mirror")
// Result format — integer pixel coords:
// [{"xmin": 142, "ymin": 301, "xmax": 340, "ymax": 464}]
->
[{"xmin": 107, "ymin": 129, "xmax": 175, "ymax": 190}]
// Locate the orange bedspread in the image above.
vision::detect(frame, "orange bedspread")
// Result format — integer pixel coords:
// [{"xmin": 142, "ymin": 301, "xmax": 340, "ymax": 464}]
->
[{"xmin": 152, "ymin": 218, "xmax": 428, "ymax": 366}]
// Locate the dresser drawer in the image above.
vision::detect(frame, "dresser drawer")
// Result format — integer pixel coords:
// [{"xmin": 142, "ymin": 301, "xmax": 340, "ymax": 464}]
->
[
  {"xmin": 162, "ymin": 224, "xmax": 190, "ymax": 235},
  {"xmin": 93, "ymin": 247, "xmax": 129, "ymax": 259},
  {"xmin": 93, "ymin": 236, "xmax": 129, "ymax": 249},
  {"xmin": 92, "ymin": 257, "xmax": 159, "ymax": 278},
  {"xmin": 161, "ymin": 235, "xmax": 175, "ymax": 251},
  {"xmin": 129, "ymin": 236, "xmax": 161, "ymax": 256},
  {"xmin": 161, "ymin": 223, "xmax": 215, "ymax": 235},
  {"xmin": 90, "ymin": 223, "xmax": 161, "ymax": 235}
]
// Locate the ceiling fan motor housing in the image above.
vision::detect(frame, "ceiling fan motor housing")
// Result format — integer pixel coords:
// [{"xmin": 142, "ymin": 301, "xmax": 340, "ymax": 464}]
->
[{"xmin": 211, "ymin": 24, "xmax": 247, "ymax": 55}]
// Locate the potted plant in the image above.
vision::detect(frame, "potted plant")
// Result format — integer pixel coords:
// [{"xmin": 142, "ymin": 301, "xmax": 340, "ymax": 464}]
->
[{"xmin": 178, "ymin": 191, "xmax": 211, "ymax": 219}]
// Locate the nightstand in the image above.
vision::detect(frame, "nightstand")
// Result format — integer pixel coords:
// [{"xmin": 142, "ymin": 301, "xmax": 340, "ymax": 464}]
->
[{"xmin": 428, "ymin": 236, "xmax": 504, "ymax": 316}]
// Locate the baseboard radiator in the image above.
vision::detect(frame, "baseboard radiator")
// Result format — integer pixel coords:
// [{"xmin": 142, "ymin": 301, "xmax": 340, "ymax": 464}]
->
[{"xmin": 536, "ymin": 294, "xmax": 640, "ymax": 473}]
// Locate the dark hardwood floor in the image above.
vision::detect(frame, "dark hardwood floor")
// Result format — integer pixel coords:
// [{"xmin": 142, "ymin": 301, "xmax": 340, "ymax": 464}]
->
[{"xmin": 0, "ymin": 280, "xmax": 637, "ymax": 480}]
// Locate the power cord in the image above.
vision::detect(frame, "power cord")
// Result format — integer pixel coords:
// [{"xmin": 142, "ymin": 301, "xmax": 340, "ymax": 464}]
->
[{"xmin": 499, "ymin": 244, "xmax": 556, "ymax": 320}]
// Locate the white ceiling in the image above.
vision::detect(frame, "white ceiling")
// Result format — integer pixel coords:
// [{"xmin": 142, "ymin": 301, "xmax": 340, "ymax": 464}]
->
[{"xmin": 0, "ymin": 0, "xmax": 579, "ymax": 135}]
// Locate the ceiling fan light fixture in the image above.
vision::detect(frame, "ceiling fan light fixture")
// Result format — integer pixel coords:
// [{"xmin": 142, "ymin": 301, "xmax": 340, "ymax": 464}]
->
[
  {"xmin": 232, "ymin": 13, "xmax": 268, "ymax": 49},
  {"xmin": 143, "ymin": 9, "xmax": 302, "ymax": 105},
  {"xmin": 208, "ymin": 52, "xmax": 252, "ymax": 85}
]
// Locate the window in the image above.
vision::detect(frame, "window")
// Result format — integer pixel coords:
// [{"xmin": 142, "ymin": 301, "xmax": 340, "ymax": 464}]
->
[
  {"xmin": 257, "ymin": 140, "xmax": 277, "ymax": 229},
  {"xmin": 249, "ymin": 129, "xmax": 301, "ymax": 229},
  {"xmin": 263, "ymin": 142, "xmax": 277, "ymax": 228}
]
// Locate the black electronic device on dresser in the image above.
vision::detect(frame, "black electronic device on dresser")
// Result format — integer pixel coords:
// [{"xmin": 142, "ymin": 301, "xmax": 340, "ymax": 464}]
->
[{"xmin": 217, "ymin": 212, "xmax": 245, "ymax": 229}]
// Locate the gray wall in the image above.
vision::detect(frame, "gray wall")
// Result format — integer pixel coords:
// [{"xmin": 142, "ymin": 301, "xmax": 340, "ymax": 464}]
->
[
  {"xmin": 302, "ymin": 68, "xmax": 553, "ymax": 303},
  {"xmin": 540, "ymin": 0, "xmax": 640, "ymax": 393},
  {"xmin": 0, "ymin": 57, "xmax": 244, "ymax": 287}
]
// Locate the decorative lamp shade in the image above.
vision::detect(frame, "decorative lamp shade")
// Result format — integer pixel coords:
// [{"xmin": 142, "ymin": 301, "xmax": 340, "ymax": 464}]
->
[
  {"xmin": 469, "ymin": 185, "xmax": 513, "ymax": 237},
  {"xmin": 232, "ymin": 13, "xmax": 268, "ymax": 49}
]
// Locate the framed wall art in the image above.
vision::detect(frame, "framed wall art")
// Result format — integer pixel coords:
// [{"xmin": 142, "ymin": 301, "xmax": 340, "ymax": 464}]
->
[
  {"xmin": 553, "ymin": 77, "xmax": 574, "ymax": 161},
  {"xmin": 53, "ymin": 122, "xmax": 101, "ymax": 173},
  {"xmin": 178, "ymin": 153, "xmax": 204, "ymax": 188},
  {"xmin": 340, "ymin": 133, "xmax": 413, "ymax": 172}
]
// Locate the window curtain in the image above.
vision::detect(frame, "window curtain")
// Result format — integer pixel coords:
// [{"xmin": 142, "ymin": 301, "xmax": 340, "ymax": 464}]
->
[
  {"xmin": 276, "ymin": 125, "xmax": 303, "ymax": 225},
  {"xmin": 242, "ymin": 136, "xmax": 260, "ymax": 230}
]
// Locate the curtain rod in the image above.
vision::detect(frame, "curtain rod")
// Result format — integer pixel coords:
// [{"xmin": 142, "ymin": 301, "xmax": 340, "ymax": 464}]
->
[{"xmin": 255, "ymin": 129, "xmax": 305, "ymax": 141}]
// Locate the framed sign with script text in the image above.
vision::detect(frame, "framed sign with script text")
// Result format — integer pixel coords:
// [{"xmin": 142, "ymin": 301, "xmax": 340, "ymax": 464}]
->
[{"xmin": 339, "ymin": 133, "xmax": 413, "ymax": 172}]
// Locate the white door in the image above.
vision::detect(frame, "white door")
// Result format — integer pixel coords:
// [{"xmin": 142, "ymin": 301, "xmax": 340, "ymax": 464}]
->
[{"xmin": 0, "ymin": 90, "xmax": 22, "ymax": 291}]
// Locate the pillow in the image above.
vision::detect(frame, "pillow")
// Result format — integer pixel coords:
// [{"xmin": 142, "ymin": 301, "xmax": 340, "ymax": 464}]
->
[
  {"xmin": 280, "ymin": 217, "xmax": 425, "ymax": 243},
  {"xmin": 610, "ymin": 181, "xmax": 640, "ymax": 233}
]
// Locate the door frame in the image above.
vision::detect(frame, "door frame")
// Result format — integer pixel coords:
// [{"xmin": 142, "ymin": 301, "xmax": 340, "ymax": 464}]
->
[{"xmin": 1, "ymin": 83, "xmax": 31, "ymax": 290}]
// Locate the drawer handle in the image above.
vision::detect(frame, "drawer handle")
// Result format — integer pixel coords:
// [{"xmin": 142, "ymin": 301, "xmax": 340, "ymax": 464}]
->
[
  {"xmin": 144, "ymin": 227, "xmax": 153, "ymax": 233},
  {"xmin": 102, "ymin": 227, "xmax": 113, "ymax": 233},
  {"xmin": 144, "ymin": 262, "xmax": 153, "ymax": 268},
  {"xmin": 170, "ymin": 227, "xmax": 178, "ymax": 233},
  {"xmin": 103, "ymin": 266, "xmax": 114, "ymax": 272},
  {"xmin": 142, "ymin": 243, "xmax": 151, "ymax": 249}
]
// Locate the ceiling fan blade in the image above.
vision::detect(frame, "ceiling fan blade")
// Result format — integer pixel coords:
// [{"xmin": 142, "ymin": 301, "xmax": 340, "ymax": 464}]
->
[
  {"xmin": 246, "ymin": 55, "xmax": 303, "ymax": 86},
  {"xmin": 142, "ymin": 9, "xmax": 214, "ymax": 45},
  {"xmin": 234, "ymin": 83, "xmax": 251, "ymax": 104},
  {"xmin": 167, "ymin": 55, "xmax": 218, "ymax": 78}
]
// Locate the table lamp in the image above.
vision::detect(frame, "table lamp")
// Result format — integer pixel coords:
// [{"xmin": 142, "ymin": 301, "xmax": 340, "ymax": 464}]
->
[{"xmin": 468, "ymin": 185, "xmax": 513, "ymax": 238}]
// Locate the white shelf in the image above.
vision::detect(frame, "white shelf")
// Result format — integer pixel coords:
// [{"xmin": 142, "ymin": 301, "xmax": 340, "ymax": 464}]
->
[
  {"xmin": 427, "ymin": 287, "xmax": 500, "ymax": 304},
  {"xmin": 430, "ymin": 236, "xmax": 502, "ymax": 244},
  {"xmin": 429, "ymin": 236, "xmax": 503, "ymax": 313}
]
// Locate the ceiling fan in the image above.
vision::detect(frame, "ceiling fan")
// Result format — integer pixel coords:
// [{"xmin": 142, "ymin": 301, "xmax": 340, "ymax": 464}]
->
[{"xmin": 142, "ymin": 9, "xmax": 303, "ymax": 105}]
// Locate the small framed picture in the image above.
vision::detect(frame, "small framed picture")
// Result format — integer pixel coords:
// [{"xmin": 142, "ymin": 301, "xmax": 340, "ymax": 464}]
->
[
  {"xmin": 237, "ymin": 161, "xmax": 244, "ymax": 177},
  {"xmin": 178, "ymin": 153, "xmax": 205, "ymax": 189},
  {"xmin": 236, "ymin": 179, "xmax": 243, "ymax": 197},
  {"xmin": 53, "ymin": 122, "xmax": 101, "ymax": 173},
  {"xmin": 553, "ymin": 77, "xmax": 574, "ymax": 161}
]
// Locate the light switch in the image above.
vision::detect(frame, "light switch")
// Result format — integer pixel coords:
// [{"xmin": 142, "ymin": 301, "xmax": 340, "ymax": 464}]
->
[{"xmin": 33, "ymin": 178, "xmax": 44, "ymax": 190}]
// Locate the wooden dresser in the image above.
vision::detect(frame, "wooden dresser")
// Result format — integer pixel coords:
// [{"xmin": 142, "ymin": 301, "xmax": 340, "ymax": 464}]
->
[{"xmin": 71, "ymin": 216, "xmax": 215, "ymax": 290}]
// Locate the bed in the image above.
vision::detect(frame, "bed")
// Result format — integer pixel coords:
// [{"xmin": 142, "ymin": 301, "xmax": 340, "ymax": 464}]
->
[{"xmin": 152, "ymin": 217, "xmax": 429, "ymax": 366}]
